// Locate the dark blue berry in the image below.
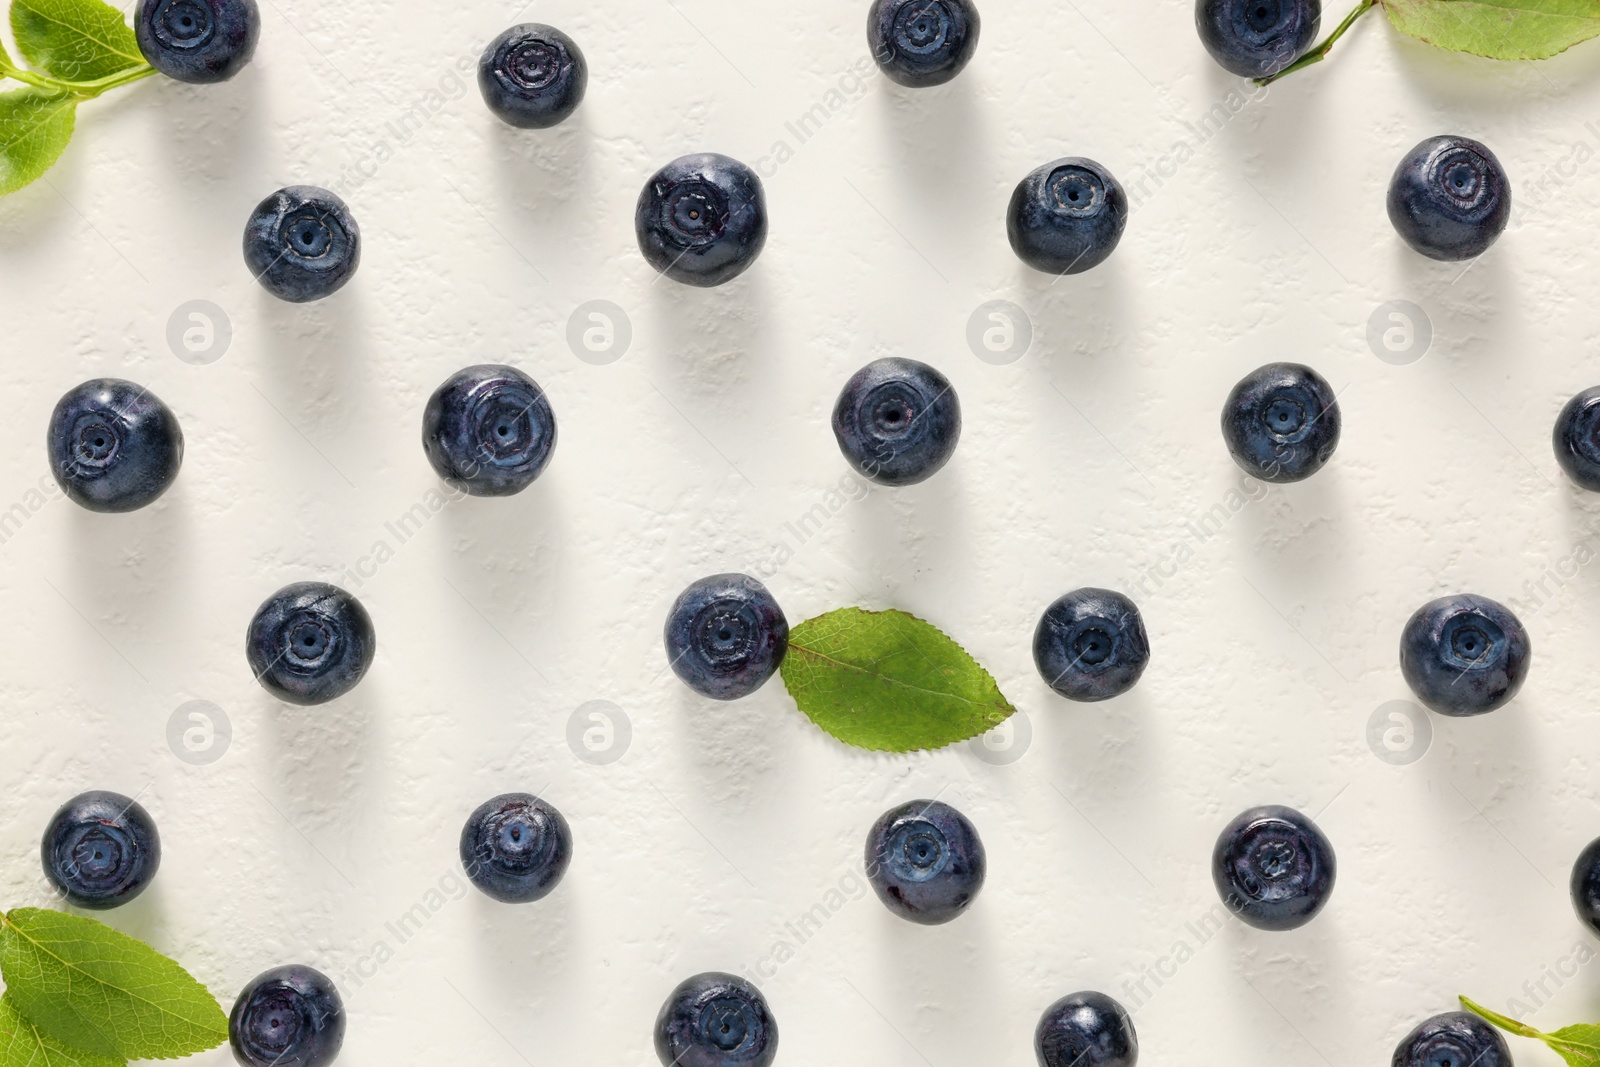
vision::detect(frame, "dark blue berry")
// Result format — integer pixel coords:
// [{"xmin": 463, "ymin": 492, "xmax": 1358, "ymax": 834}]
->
[
  {"xmin": 244, "ymin": 186, "xmax": 360, "ymax": 303},
  {"xmin": 1212, "ymin": 804, "xmax": 1335, "ymax": 931},
  {"xmin": 1195, "ymin": 0, "xmax": 1320, "ymax": 78},
  {"xmin": 1400, "ymin": 594, "xmax": 1529, "ymax": 717},
  {"xmin": 866, "ymin": 799, "xmax": 985, "ymax": 925},
  {"xmin": 422, "ymin": 365, "xmax": 557, "ymax": 496},
  {"xmin": 459, "ymin": 793, "xmax": 572, "ymax": 904},
  {"xmin": 636, "ymin": 154, "xmax": 767, "ymax": 288},
  {"xmin": 832, "ymin": 357, "xmax": 961, "ymax": 486},
  {"xmin": 664, "ymin": 574, "xmax": 788, "ymax": 701},
  {"xmin": 867, "ymin": 0, "xmax": 980, "ymax": 88},
  {"xmin": 47, "ymin": 379, "xmax": 184, "ymax": 513},
  {"xmin": 1033, "ymin": 588, "xmax": 1150, "ymax": 703},
  {"xmin": 1388, "ymin": 136, "xmax": 1511, "ymax": 262},
  {"xmin": 246, "ymin": 582, "xmax": 375, "ymax": 706},
  {"xmin": 1554, "ymin": 387, "xmax": 1600, "ymax": 491},
  {"xmin": 478, "ymin": 24, "xmax": 586, "ymax": 129},
  {"xmin": 1221, "ymin": 362, "xmax": 1340, "ymax": 483},
  {"xmin": 135, "ymin": 0, "xmax": 259, "ymax": 83},
  {"xmin": 41, "ymin": 790, "xmax": 160, "ymax": 910},
  {"xmin": 1035, "ymin": 991, "xmax": 1138, "ymax": 1067},
  {"xmin": 229, "ymin": 966, "xmax": 345, "ymax": 1067},
  {"xmin": 1391, "ymin": 1011, "xmax": 1511, "ymax": 1067},
  {"xmin": 1571, "ymin": 836, "xmax": 1600, "ymax": 938},
  {"xmin": 654, "ymin": 972, "xmax": 777, "ymax": 1067},
  {"xmin": 1007, "ymin": 158, "xmax": 1128, "ymax": 275}
]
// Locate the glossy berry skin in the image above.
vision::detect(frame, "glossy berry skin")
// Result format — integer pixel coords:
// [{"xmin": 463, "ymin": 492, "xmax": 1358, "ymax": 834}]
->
[
  {"xmin": 1008, "ymin": 158, "xmax": 1128, "ymax": 275},
  {"xmin": 229, "ymin": 966, "xmax": 345, "ymax": 1067},
  {"xmin": 1554, "ymin": 387, "xmax": 1600, "ymax": 491},
  {"xmin": 1195, "ymin": 0, "xmax": 1320, "ymax": 78},
  {"xmin": 1033, "ymin": 589, "xmax": 1150, "ymax": 703},
  {"xmin": 1212, "ymin": 805, "xmax": 1335, "ymax": 931},
  {"xmin": 1221, "ymin": 362, "xmax": 1341, "ymax": 483},
  {"xmin": 636, "ymin": 154, "xmax": 767, "ymax": 288},
  {"xmin": 459, "ymin": 793, "xmax": 572, "ymax": 903},
  {"xmin": 1399, "ymin": 595, "xmax": 1529, "ymax": 717},
  {"xmin": 135, "ymin": 0, "xmax": 259, "ymax": 83},
  {"xmin": 867, "ymin": 0, "xmax": 980, "ymax": 88},
  {"xmin": 48, "ymin": 379, "xmax": 184, "ymax": 513},
  {"xmin": 246, "ymin": 582, "xmax": 375, "ymax": 706},
  {"xmin": 422, "ymin": 365, "xmax": 557, "ymax": 496},
  {"xmin": 41, "ymin": 791, "xmax": 160, "ymax": 910},
  {"xmin": 664, "ymin": 574, "xmax": 788, "ymax": 701},
  {"xmin": 833, "ymin": 357, "xmax": 961, "ymax": 486},
  {"xmin": 1035, "ymin": 991, "xmax": 1138, "ymax": 1067},
  {"xmin": 654, "ymin": 972, "xmax": 777, "ymax": 1067},
  {"xmin": 243, "ymin": 186, "xmax": 361, "ymax": 303},
  {"xmin": 1388, "ymin": 136, "xmax": 1511, "ymax": 262},
  {"xmin": 1571, "ymin": 836, "xmax": 1600, "ymax": 937},
  {"xmin": 478, "ymin": 24, "xmax": 587, "ymax": 129},
  {"xmin": 865, "ymin": 799, "xmax": 986, "ymax": 925},
  {"xmin": 1391, "ymin": 1011, "xmax": 1511, "ymax": 1067}
]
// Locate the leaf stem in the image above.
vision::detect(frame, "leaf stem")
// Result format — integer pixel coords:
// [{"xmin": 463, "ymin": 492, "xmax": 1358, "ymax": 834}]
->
[
  {"xmin": 1459, "ymin": 995, "xmax": 1547, "ymax": 1040},
  {"xmin": 0, "ymin": 60, "xmax": 157, "ymax": 98},
  {"xmin": 1254, "ymin": 0, "xmax": 1378, "ymax": 86}
]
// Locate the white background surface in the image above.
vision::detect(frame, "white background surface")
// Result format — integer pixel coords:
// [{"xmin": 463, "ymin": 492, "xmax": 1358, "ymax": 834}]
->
[{"xmin": 4, "ymin": 0, "xmax": 1600, "ymax": 1063}]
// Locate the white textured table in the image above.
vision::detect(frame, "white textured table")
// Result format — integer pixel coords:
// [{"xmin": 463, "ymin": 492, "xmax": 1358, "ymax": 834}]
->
[{"xmin": 3, "ymin": 1, "xmax": 1600, "ymax": 1064}]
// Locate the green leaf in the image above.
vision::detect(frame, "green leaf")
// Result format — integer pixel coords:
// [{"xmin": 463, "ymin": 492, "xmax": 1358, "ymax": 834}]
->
[
  {"xmin": 0, "ymin": 994, "xmax": 126, "ymax": 1067},
  {"xmin": 1546, "ymin": 1024, "xmax": 1600, "ymax": 1066},
  {"xmin": 1382, "ymin": 0, "xmax": 1600, "ymax": 60},
  {"xmin": 0, "ymin": 909, "xmax": 228, "ymax": 1061},
  {"xmin": 10, "ymin": 0, "xmax": 144, "ymax": 82},
  {"xmin": 0, "ymin": 89, "xmax": 75, "ymax": 195},
  {"xmin": 778, "ymin": 607, "xmax": 1016, "ymax": 752}
]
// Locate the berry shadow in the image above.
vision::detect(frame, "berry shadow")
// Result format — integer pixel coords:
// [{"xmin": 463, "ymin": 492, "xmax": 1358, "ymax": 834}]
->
[
  {"xmin": 665, "ymin": 684, "xmax": 783, "ymax": 813},
  {"xmin": 644, "ymin": 270, "xmax": 778, "ymax": 400},
  {"xmin": 149, "ymin": 74, "xmax": 267, "ymax": 188},
  {"xmin": 872, "ymin": 80, "xmax": 993, "ymax": 267},
  {"xmin": 846, "ymin": 467, "xmax": 975, "ymax": 606},
  {"xmin": 486, "ymin": 110, "xmax": 594, "ymax": 260},
  {"xmin": 865, "ymin": 893, "xmax": 1001, "ymax": 1061},
  {"xmin": 466, "ymin": 880, "xmax": 576, "ymax": 997},
  {"xmin": 253, "ymin": 287, "xmax": 379, "ymax": 474},
  {"xmin": 255, "ymin": 685, "xmax": 379, "ymax": 819}
]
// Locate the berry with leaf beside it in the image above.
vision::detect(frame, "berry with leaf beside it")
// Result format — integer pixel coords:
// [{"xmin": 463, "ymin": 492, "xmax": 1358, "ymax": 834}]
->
[
  {"xmin": 41, "ymin": 790, "xmax": 161, "ymax": 910},
  {"xmin": 229, "ymin": 966, "xmax": 345, "ymax": 1067},
  {"xmin": 664, "ymin": 573, "xmax": 789, "ymax": 701},
  {"xmin": 134, "ymin": 0, "xmax": 260, "ymax": 84},
  {"xmin": 1195, "ymin": 0, "xmax": 1320, "ymax": 79}
]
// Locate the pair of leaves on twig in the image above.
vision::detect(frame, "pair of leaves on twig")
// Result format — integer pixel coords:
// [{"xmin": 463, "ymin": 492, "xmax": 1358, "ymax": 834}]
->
[
  {"xmin": 0, "ymin": 0, "xmax": 154, "ymax": 195},
  {"xmin": 0, "ymin": 908, "xmax": 227, "ymax": 1067}
]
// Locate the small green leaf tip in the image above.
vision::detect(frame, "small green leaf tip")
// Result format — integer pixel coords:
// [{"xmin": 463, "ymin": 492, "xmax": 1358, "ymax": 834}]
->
[{"xmin": 779, "ymin": 607, "xmax": 1016, "ymax": 752}]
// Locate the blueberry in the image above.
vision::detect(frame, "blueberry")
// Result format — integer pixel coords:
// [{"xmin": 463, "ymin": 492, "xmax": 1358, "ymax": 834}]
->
[
  {"xmin": 422, "ymin": 365, "xmax": 557, "ymax": 496},
  {"xmin": 832, "ymin": 357, "xmax": 961, "ymax": 486},
  {"xmin": 40, "ymin": 790, "xmax": 160, "ymax": 910},
  {"xmin": 865, "ymin": 799, "xmax": 986, "ymax": 925},
  {"xmin": 1571, "ymin": 835, "xmax": 1600, "ymax": 937},
  {"xmin": 1221, "ymin": 362, "xmax": 1340, "ymax": 483},
  {"xmin": 1391, "ymin": 1011, "xmax": 1511, "ymax": 1067},
  {"xmin": 664, "ymin": 574, "xmax": 788, "ymax": 701},
  {"xmin": 1195, "ymin": 0, "xmax": 1320, "ymax": 78},
  {"xmin": 654, "ymin": 972, "xmax": 777, "ymax": 1067},
  {"xmin": 459, "ymin": 793, "xmax": 572, "ymax": 903},
  {"xmin": 246, "ymin": 582, "xmax": 375, "ymax": 705},
  {"xmin": 47, "ymin": 379, "xmax": 184, "ymax": 513},
  {"xmin": 229, "ymin": 965, "xmax": 345, "ymax": 1067},
  {"xmin": 1388, "ymin": 136, "xmax": 1511, "ymax": 262},
  {"xmin": 1035, "ymin": 991, "xmax": 1138, "ymax": 1067},
  {"xmin": 636, "ymin": 154, "xmax": 767, "ymax": 288},
  {"xmin": 1554, "ymin": 387, "xmax": 1600, "ymax": 491},
  {"xmin": 1008, "ymin": 158, "xmax": 1128, "ymax": 275},
  {"xmin": 478, "ymin": 24, "xmax": 587, "ymax": 129},
  {"xmin": 134, "ymin": 0, "xmax": 259, "ymax": 83},
  {"xmin": 1033, "ymin": 588, "xmax": 1150, "ymax": 703},
  {"xmin": 1399, "ymin": 594, "xmax": 1529, "ymax": 717},
  {"xmin": 243, "ymin": 186, "xmax": 361, "ymax": 303},
  {"xmin": 867, "ymin": 0, "xmax": 980, "ymax": 88},
  {"xmin": 1212, "ymin": 804, "xmax": 1335, "ymax": 931}
]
